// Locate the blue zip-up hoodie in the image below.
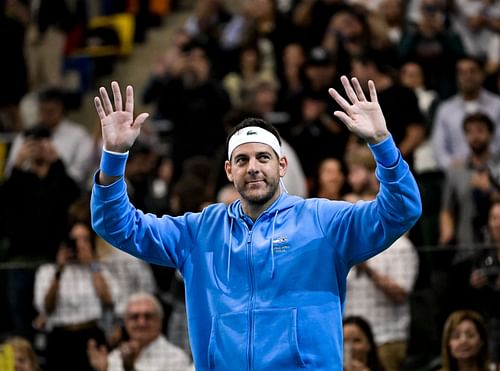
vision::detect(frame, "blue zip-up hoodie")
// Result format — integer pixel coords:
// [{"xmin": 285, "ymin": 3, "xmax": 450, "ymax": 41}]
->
[{"xmin": 91, "ymin": 141, "xmax": 421, "ymax": 371}]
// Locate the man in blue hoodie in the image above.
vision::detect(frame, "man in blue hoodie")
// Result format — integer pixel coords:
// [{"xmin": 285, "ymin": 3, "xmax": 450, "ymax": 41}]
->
[{"xmin": 91, "ymin": 76, "xmax": 422, "ymax": 370}]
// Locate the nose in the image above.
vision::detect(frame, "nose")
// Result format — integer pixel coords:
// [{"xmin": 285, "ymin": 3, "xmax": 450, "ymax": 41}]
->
[{"xmin": 247, "ymin": 157, "xmax": 260, "ymax": 174}]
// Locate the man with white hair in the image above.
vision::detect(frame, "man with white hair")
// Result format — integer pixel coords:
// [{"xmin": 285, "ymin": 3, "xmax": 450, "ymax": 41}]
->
[{"xmin": 87, "ymin": 292, "xmax": 192, "ymax": 371}]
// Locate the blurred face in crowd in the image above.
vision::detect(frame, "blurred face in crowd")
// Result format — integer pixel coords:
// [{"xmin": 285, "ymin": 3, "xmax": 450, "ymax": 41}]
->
[
  {"xmin": 253, "ymin": 84, "xmax": 277, "ymax": 114},
  {"xmin": 283, "ymin": 43, "xmax": 305, "ymax": 70},
  {"xmin": 350, "ymin": 60, "xmax": 373, "ymax": 90},
  {"xmin": 379, "ymin": 0, "xmax": 403, "ymax": 24},
  {"xmin": 318, "ymin": 158, "xmax": 345, "ymax": 196},
  {"xmin": 400, "ymin": 62, "xmax": 425, "ymax": 90},
  {"xmin": 347, "ymin": 164, "xmax": 371, "ymax": 194},
  {"xmin": 124, "ymin": 297, "xmax": 163, "ymax": 347},
  {"xmin": 343, "ymin": 323, "xmax": 371, "ymax": 364},
  {"xmin": 183, "ymin": 47, "xmax": 210, "ymax": 88},
  {"xmin": 39, "ymin": 100, "xmax": 64, "ymax": 130},
  {"xmin": 302, "ymin": 97, "xmax": 327, "ymax": 122},
  {"xmin": 457, "ymin": 59, "xmax": 484, "ymax": 97},
  {"xmin": 14, "ymin": 348, "xmax": 36, "ymax": 371},
  {"xmin": 70, "ymin": 223, "xmax": 95, "ymax": 264},
  {"xmin": 329, "ymin": 11, "xmax": 364, "ymax": 44},
  {"xmin": 448, "ymin": 319, "xmax": 483, "ymax": 363},
  {"xmin": 240, "ymin": 47, "xmax": 259, "ymax": 73},
  {"xmin": 464, "ymin": 120, "xmax": 491, "ymax": 155},
  {"xmin": 488, "ymin": 203, "xmax": 500, "ymax": 243}
]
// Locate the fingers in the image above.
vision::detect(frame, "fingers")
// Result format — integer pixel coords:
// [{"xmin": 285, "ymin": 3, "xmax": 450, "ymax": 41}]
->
[
  {"xmin": 133, "ymin": 113, "xmax": 150, "ymax": 129},
  {"xmin": 125, "ymin": 85, "xmax": 134, "ymax": 114},
  {"xmin": 99, "ymin": 86, "xmax": 114, "ymax": 115},
  {"xmin": 328, "ymin": 87, "xmax": 351, "ymax": 113},
  {"xmin": 368, "ymin": 80, "xmax": 378, "ymax": 103},
  {"xmin": 333, "ymin": 111, "xmax": 353, "ymax": 129},
  {"xmin": 94, "ymin": 97, "xmax": 106, "ymax": 120},
  {"xmin": 351, "ymin": 77, "xmax": 366, "ymax": 101},
  {"xmin": 340, "ymin": 75, "xmax": 359, "ymax": 104},
  {"xmin": 111, "ymin": 81, "xmax": 123, "ymax": 111}
]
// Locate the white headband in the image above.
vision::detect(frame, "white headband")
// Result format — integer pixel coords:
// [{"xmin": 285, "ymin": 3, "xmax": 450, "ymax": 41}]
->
[{"xmin": 227, "ymin": 126, "xmax": 281, "ymax": 159}]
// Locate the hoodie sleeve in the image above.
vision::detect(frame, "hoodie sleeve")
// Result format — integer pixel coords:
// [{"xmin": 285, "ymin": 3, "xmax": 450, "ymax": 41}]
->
[
  {"xmin": 91, "ymin": 173, "xmax": 200, "ymax": 268},
  {"xmin": 318, "ymin": 139, "xmax": 422, "ymax": 269}
]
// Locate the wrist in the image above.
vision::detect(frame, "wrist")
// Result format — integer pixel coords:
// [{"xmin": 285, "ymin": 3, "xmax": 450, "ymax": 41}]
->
[
  {"xmin": 368, "ymin": 134, "xmax": 400, "ymax": 167},
  {"xmin": 90, "ymin": 262, "xmax": 102, "ymax": 273},
  {"xmin": 100, "ymin": 148, "xmax": 128, "ymax": 177}
]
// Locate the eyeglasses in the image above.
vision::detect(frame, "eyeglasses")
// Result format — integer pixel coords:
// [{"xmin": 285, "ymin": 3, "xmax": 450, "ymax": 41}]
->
[{"xmin": 125, "ymin": 312, "xmax": 158, "ymax": 321}]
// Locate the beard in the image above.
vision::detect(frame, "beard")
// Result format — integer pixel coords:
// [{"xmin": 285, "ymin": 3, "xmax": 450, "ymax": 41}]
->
[
  {"xmin": 237, "ymin": 177, "xmax": 280, "ymax": 205},
  {"xmin": 470, "ymin": 141, "xmax": 489, "ymax": 156}
]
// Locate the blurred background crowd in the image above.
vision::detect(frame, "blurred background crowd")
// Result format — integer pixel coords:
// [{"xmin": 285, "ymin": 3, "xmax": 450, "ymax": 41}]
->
[{"xmin": 0, "ymin": 0, "xmax": 500, "ymax": 370}]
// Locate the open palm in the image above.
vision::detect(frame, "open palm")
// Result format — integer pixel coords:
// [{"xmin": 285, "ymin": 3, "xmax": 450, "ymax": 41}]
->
[
  {"xmin": 328, "ymin": 76, "xmax": 389, "ymax": 144},
  {"xmin": 94, "ymin": 81, "xmax": 149, "ymax": 153}
]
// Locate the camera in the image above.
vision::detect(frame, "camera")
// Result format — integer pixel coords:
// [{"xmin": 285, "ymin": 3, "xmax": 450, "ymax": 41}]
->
[{"xmin": 23, "ymin": 125, "xmax": 51, "ymax": 140}]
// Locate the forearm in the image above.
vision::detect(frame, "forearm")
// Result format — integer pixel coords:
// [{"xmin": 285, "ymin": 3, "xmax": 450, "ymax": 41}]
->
[
  {"xmin": 44, "ymin": 271, "xmax": 62, "ymax": 313},
  {"xmin": 364, "ymin": 266, "xmax": 408, "ymax": 304},
  {"xmin": 92, "ymin": 271, "xmax": 114, "ymax": 306}
]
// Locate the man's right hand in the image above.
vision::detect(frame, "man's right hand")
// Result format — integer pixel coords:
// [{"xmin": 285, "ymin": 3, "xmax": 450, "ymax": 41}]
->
[
  {"xmin": 87, "ymin": 339, "xmax": 108, "ymax": 371},
  {"xmin": 94, "ymin": 81, "xmax": 149, "ymax": 153}
]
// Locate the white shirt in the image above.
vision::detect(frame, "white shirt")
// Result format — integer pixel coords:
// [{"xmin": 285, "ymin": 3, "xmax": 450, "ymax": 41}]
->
[
  {"xmin": 6, "ymin": 119, "xmax": 94, "ymax": 186},
  {"xmin": 34, "ymin": 263, "xmax": 121, "ymax": 328},
  {"xmin": 100, "ymin": 247, "xmax": 157, "ymax": 317},
  {"xmin": 107, "ymin": 335, "xmax": 193, "ymax": 371},
  {"xmin": 344, "ymin": 236, "xmax": 418, "ymax": 345}
]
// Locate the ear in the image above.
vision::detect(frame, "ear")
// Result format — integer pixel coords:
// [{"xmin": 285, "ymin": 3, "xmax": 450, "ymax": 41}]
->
[
  {"xmin": 279, "ymin": 156, "xmax": 288, "ymax": 178},
  {"xmin": 224, "ymin": 160, "xmax": 234, "ymax": 183}
]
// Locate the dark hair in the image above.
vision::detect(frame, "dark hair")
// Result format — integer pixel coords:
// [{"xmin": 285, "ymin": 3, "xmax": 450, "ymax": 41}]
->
[
  {"xmin": 353, "ymin": 48, "xmax": 394, "ymax": 75},
  {"xmin": 463, "ymin": 112, "xmax": 495, "ymax": 134},
  {"xmin": 343, "ymin": 316, "xmax": 385, "ymax": 371},
  {"xmin": 225, "ymin": 117, "xmax": 282, "ymax": 159},
  {"xmin": 457, "ymin": 55, "xmax": 485, "ymax": 72},
  {"xmin": 38, "ymin": 87, "xmax": 65, "ymax": 104}
]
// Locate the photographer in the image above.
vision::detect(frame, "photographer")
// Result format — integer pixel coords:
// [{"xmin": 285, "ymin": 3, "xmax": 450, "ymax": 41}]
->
[
  {"xmin": 33, "ymin": 221, "xmax": 120, "ymax": 371},
  {"xmin": 0, "ymin": 125, "xmax": 81, "ymax": 340}
]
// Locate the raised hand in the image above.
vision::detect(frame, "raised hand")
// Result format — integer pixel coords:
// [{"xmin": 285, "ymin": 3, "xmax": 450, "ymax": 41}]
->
[
  {"xmin": 328, "ymin": 76, "xmax": 389, "ymax": 144},
  {"xmin": 94, "ymin": 81, "xmax": 149, "ymax": 153}
]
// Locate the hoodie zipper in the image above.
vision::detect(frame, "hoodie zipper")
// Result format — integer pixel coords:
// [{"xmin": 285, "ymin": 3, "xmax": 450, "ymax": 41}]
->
[{"xmin": 246, "ymin": 229, "xmax": 255, "ymax": 371}]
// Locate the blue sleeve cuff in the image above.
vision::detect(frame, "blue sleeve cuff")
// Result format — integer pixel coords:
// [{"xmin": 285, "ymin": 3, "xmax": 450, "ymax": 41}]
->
[
  {"xmin": 368, "ymin": 135, "xmax": 400, "ymax": 168},
  {"xmin": 100, "ymin": 147, "xmax": 129, "ymax": 177}
]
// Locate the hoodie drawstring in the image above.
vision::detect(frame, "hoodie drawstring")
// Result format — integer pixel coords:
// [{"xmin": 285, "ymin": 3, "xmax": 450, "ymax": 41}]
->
[
  {"xmin": 226, "ymin": 217, "xmax": 234, "ymax": 281},
  {"xmin": 270, "ymin": 209, "xmax": 279, "ymax": 280}
]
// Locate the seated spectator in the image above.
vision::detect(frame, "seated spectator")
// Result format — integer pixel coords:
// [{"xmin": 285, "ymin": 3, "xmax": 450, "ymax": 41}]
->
[
  {"xmin": 439, "ymin": 310, "xmax": 491, "ymax": 371},
  {"xmin": 34, "ymin": 221, "xmax": 120, "ymax": 371},
  {"xmin": 343, "ymin": 146, "xmax": 378, "ymax": 203},
  {"xmin": 1, "ymin": 336, "xmax": 41, "ymax": 371},
  {"xmin": 87, "ymin": 292, "xmax": 192, "ymax": 371},
  {"xmin": 343, "ymin": 316, "xmax": 385, "ymax": 371},
  {"xmin": 309, "ymin": 157, "xmax": 349, "ymax": 200}
]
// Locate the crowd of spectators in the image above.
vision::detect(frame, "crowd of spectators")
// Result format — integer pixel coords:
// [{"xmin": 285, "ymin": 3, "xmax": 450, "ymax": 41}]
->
[{"xmin": 1, "ymin": 0, "xmax": 500, "ymax": 369}]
